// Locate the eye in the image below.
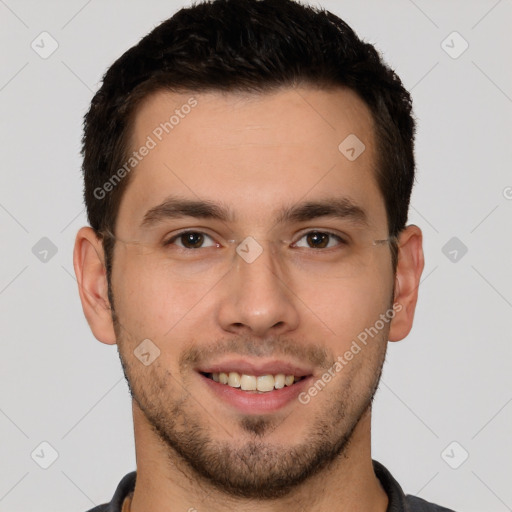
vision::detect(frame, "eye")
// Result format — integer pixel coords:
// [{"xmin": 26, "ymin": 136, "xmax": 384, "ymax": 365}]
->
[
  {"xmin": 164, "ymin": 231, "xmax": 218, "ymax": 249},
  {"xmin": 293, "ymin": 231, "xmax": 346, "ymax": 249}
]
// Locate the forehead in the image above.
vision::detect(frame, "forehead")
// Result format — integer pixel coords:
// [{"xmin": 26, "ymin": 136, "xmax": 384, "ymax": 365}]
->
[{"xmin": 116, "ymin": 86, "xmax": 386, "ymax": 235}]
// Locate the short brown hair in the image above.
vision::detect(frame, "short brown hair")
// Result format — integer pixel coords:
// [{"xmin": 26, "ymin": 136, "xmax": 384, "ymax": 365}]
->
[{"xmin": 81, "ymin": 0, "xmax": 416, "ymax": 304}]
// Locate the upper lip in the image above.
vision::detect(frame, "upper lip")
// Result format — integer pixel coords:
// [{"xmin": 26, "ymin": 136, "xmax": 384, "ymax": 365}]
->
[{"xmin": 195, "ymin": 358, "xmax": 314, "ymax": 378}]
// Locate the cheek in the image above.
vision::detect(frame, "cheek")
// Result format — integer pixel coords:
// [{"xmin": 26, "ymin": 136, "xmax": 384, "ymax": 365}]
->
[
  {"xmin": 112, "ymin": 253, "xmax": 206, "ymax": 340},
  {"xmin": 300, "ymin": 271, "xmax": 393, "ymax": 347}
]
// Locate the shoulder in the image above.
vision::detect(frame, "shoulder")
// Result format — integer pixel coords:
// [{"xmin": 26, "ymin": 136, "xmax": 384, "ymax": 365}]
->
[
  {"xmin": 405, "ymin": 494, "xmax": 457, "ymax": 512},
  {"xmin": 373, "ymin": 459, "xmax": 457, "ymax": 512},
  {"xmin": 83, "ymin": 472, "xmax": 137, "ymax": 512}
]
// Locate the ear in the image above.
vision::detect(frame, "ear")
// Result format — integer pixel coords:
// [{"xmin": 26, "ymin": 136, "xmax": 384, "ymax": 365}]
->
[
  {"xmin": 73, "ymin": 226, "xmax": 117, "ymax": 345},
  {"xmin": 388, "ymin": 224, "xmax": 424, "ymax": 342}
]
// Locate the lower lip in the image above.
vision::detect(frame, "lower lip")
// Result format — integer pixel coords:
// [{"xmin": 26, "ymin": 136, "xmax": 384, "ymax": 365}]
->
[{"xmin": 199, "ymin": 373, "xmax": 312, "ymax": 414}]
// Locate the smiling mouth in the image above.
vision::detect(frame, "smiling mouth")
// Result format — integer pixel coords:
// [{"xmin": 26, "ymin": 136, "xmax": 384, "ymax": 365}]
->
[{"xmin": 201, "ymin": 372, "xmax": 307, "ymax": 393}]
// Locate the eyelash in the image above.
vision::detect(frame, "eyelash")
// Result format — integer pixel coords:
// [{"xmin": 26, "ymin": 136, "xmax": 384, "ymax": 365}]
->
[{"xmin": 162, "ymin": 230, "xmax": 348, "ymax": 251}]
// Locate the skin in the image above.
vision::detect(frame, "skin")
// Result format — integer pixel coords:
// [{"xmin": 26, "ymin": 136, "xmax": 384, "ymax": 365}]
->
[{"xmin": 74, "ymin": 86, "xmax": 424, "ymax": 512}]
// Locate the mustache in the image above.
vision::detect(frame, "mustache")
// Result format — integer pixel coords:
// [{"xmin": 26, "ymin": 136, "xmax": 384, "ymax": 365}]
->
[{"xmin": 179, "ymin": 335, "xmax": 333, "ymax": 371}]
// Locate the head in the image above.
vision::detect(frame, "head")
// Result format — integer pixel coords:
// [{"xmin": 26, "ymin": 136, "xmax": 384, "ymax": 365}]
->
[{"xmin": 74, "ymin": 0, "xmax": 423, "ymax": 501}]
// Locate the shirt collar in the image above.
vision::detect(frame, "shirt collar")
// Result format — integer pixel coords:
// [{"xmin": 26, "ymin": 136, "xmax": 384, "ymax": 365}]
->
[{"xmin": 106, "ymin": 459, "xmax": 409, "ymax": 512}]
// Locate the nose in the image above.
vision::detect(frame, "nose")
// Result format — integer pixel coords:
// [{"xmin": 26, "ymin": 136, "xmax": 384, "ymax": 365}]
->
[{"xmin": 215, "ymin": 239, "xmax": 300, "ymax": 338}]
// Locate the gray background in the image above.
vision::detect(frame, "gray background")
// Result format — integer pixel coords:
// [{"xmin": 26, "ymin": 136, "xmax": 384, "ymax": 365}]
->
[{"xmin": 1, "ymin": 0, "xmax": 511, "ymax": 510}]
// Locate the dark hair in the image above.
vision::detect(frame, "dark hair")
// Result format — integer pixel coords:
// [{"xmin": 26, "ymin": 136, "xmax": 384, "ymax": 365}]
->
[{"xmin": 81, "ymin": 0, "xmax": 416, "ymax": 306}]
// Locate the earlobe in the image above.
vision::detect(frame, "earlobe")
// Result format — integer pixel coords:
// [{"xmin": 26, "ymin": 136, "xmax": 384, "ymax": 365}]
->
[
  {"xmin": 73, "ymin": 226, "xmax": 117, "ymax": 345},
  {"xmin": 388, "ymin": 224, "xmax": 425, "ymax": 342}
]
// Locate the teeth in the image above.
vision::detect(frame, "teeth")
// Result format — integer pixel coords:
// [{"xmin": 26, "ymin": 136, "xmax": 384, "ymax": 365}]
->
[
  {"xmin": 228, "ymin": 372, "xmax": 241, "ymax": 388},
  {"xmin": 274, "ymin": 373, "xmax": 285, "ymax": 389},
  {"xmin": 257, "ymin": 375, "xmax": 275, "ymax": 392},
  {"xmin": 210, "ymin": 372, "xmax": 299, "ymax": 392},
  {"xmin": 240, "ymin": 374, "xmax": 257, "ymax": 391}
]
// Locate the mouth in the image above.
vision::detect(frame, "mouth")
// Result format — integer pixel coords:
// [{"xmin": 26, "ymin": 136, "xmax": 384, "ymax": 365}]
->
[
  {"xmin": 201, "ymin": 371, "xmax": 307, "ymax": 393},
  {"xmin": 195, "ymin": 360, "xmax": 314, "ymax": 414}
]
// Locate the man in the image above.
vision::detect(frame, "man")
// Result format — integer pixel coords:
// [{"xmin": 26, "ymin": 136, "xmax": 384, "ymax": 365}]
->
[{"xmin": 73, "ymin": 0, "xmax": 455, "ymax": 510}]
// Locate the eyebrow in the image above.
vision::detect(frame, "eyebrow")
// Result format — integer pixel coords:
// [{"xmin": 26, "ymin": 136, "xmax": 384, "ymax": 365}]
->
[{"xmin": 140, "ymin": 195, "xmax": 368, "ymax": 229}]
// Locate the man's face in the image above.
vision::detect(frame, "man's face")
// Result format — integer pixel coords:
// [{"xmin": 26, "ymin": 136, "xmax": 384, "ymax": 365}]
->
[{"xmin": 110, "ymin": 87, "xmax": 395, "ymax": 498}]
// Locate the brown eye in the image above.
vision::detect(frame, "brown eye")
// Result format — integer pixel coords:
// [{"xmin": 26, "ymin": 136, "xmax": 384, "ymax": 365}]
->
[
  {"xmin": 164, "ymin": 231, "xmax": 217, "ymax": 249},
  {"xmin": 294, "ymin": 231, "xmax": 344, "ymax": 249}
]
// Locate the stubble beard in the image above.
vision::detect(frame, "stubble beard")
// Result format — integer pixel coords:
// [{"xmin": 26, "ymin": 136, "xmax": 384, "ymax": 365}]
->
[{"xmin": 114, "ymin": 321, "xmax": 388, "ymax": 500}]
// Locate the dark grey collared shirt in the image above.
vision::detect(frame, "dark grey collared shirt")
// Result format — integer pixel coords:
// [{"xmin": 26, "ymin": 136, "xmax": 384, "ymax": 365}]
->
[{"xmin": 85, "ymin": 460, "xmax": 456, "ymax": 511}]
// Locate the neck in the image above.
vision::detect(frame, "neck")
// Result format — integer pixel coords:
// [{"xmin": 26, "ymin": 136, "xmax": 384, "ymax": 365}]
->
[{"xmin": 129, "ymin": 404, "xmax": 388, "ymax": 512}]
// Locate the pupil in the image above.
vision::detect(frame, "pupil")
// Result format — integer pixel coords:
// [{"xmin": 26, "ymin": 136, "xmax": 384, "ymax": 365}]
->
[
  {"xmin": 184, "ymin": 232, "xmax": 203, "ymax": 248},
  {"xmin": 308, "ymin": 232, "xmax": 328, "ymax": 248}
]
